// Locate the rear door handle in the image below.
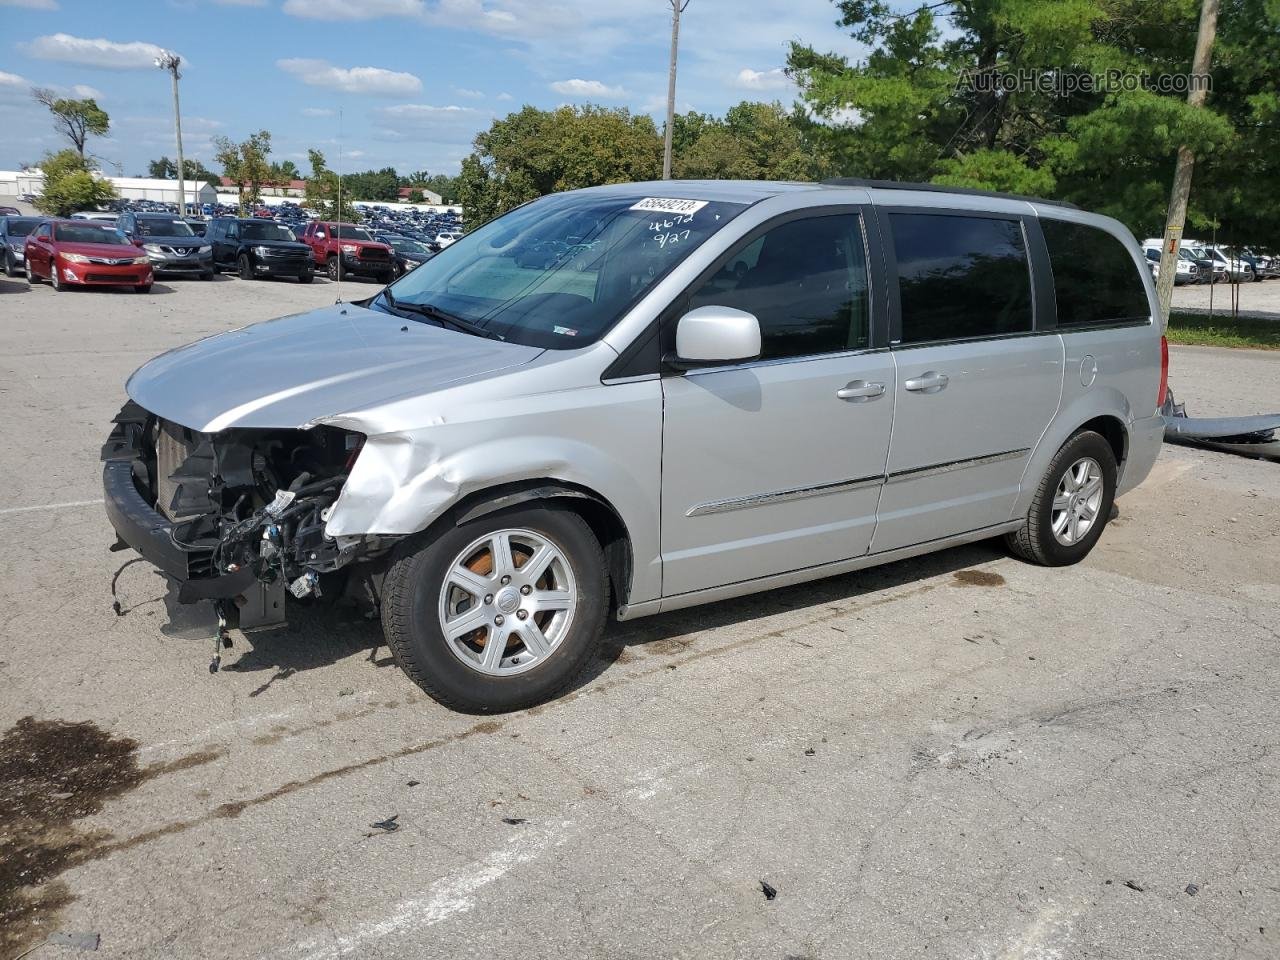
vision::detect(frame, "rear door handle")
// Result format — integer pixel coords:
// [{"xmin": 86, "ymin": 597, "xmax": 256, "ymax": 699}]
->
[
  {"xmin": 836, "ymin": 380, "xmax": 886, "ymax": 402},
  {"xmin": 904, "ymin": 371, "xmax": 949, "ymax": 393}
]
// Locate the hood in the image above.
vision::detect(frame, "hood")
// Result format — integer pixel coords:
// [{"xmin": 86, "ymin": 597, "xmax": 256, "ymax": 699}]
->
[
  {"xmin": 126, "ymin": 302, "xmax": 544, "ymax": 433},
  {"xmin": 49, "ymin": 240, "xmax": 142, "ymax": 257}
]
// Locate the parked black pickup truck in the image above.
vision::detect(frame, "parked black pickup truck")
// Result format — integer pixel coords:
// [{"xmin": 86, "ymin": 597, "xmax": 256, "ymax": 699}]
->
[{"xmin": 207, "ymin": 218, "xmax": 315, "ymax": 282}]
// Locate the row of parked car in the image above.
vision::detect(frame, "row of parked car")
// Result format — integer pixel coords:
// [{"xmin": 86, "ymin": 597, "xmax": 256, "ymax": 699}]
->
[
  {"xmin": 1141, "ymin": 238, "xmax": 1278, "ymax": 284},
  {"xmin": 1, "ymin": 210, "xmax": 441, "ymax": 292}
]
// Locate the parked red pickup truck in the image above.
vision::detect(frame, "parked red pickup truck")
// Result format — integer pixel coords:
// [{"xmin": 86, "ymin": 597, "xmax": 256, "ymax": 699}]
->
[{"xmin": 300, "ymin": 221, "xmax": 395, "ymax": 283}]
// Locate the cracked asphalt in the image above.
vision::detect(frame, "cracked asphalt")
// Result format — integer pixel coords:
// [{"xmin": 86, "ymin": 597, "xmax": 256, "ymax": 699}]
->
[{"xmin": 1, "ymin": 272, "xmax": 1277, "ymax": 960}]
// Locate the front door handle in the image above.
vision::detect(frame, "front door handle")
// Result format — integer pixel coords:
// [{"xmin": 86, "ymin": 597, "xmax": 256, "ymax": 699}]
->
[
  {"xmin": 904, "ymin": 371, "xmax": 950, "ymax": 393},
  {"xmin": 836, "ymin": 380, "xmax": 886, "ymax": 402}
]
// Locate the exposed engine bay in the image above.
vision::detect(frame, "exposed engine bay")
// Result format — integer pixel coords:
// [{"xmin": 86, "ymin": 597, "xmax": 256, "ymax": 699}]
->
[{"xmin": 102, "ymin": 400, "xmax": 393, "ymax": 655}]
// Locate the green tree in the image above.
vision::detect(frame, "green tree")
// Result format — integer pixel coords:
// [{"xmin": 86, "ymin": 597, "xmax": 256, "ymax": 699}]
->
[
  {"xmin": 303, "ymin": 149, "xmax": 361, "ymax": 222},
  {"xmin": 147, "ymin": 156, "xmax": 220, "ymax": 183},
  {"xmin": 673, "ymin": 101, "xmax": 827, "ymax": 180},
  {"xmin": 34, "ymin": 149, "xmax": 116, "ymax": 217},
  {"xmin": 344, "ymin": 167, "xmax": 401, "ymax": 202},
  {"xmin": 458, "ymin": 105, "xmax": 662, "ymax": 224},
  {"xmin": 785, "ymin": 0, "xmax": 1275, "ymax": 241},
  {"xmin": 32, "ymin": 88, "xmax": 110, "ymax": 159},
  {"xmin": 213, "ymin": 130, "xmax": 273, "ymax": 214}
]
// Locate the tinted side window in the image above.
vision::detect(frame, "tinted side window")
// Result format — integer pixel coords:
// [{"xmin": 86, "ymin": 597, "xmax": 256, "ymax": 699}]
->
[
  {"xmin": 686, "ymin": 213, "xmax": 870, "ymax": 360},
  {"xmin": 1041, "ymin": 219, "xmax": 1150, "ymax": 326},
  {"xmin": 891, "ymin": 213, "xmax": 1032, "ymax": 344}
]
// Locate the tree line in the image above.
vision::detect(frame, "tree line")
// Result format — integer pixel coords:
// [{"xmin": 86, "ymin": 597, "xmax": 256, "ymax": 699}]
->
[{"xmin": 23, "ymin": 0, "xmax": 1280, "ymax": 243}]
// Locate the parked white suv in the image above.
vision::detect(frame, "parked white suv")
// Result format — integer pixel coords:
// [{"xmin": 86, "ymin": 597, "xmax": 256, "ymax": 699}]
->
[{"xmin": 103, "ymin": 180, "xmax": 1166, "ymax": 711}]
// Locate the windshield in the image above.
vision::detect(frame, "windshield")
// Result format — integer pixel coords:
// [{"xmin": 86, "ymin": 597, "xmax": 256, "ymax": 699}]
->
[
  {"xmin": 138, "ymin": 217, "xmax": 195, "ymax": 237},
  {"xmin": 242, "ymin": 222, "xmax": 296, "ymax": 242},
  {"xmin": 5, "ymin": 218, "xmax": 41, "ymax": 237},
  {"xmin": 384, "ymin": 191, "xmax": 747, "ymax": 348},
  {"xmin": 54, "ymin": 223, "xmax": 128, "ymax": 244},
  {"xmin": 331, "ymin": 225, "xmax": 373, "ymax": 242}
]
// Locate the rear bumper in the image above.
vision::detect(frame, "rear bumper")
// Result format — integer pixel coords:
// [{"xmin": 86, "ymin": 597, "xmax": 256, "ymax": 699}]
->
[{"xmin": 1118, "ymin": 414, "xmax": 1165, "ymax": 496}]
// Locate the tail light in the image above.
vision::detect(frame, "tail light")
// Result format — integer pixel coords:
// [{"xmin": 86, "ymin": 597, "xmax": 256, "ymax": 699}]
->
[{"xmin": 1157, "ymin": 335, "xmax": 1169, "ymax": 408}]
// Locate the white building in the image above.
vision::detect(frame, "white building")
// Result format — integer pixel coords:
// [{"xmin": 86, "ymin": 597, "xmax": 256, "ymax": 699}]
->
[{"xmin": 0, "ymin": 170, "xmax": 217, "ymax": 209}]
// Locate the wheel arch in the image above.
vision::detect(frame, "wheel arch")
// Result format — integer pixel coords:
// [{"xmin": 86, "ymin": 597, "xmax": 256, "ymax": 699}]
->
[
  {"xmin": 432, "ymin": 479, "xmax": 634, "ymax": 611},
  {"xmin": 1013, "ymin": 391, "xmax": 1133, "ymax": 521}
]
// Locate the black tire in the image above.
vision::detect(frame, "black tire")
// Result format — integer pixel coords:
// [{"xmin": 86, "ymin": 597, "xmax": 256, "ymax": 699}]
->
[
  {"xmin": 25, "ymin": 258, "xmax": 41, "ymax": 284},
  {"xmin": 50, "ymin": 263, "xmax": 63, "ymax": 291},
  {"xmin": 297, "ymin": 269, "xmax": 314, "ymax": 284},
  {"xmin": 3, "ymin": 251, "xmax": 16, "ymax": 278},
  {"xmin": 326, "ymin": 255, "xmax": 341, "ymax": 281},
  {"xmin": 200, "ymin": 271, "xmax": 213, "ymax": 281},
  {"xmin": 382, "ymin": 504, "xmax": 609, "ymax": 713},
  {"xmin": 1006, "ymin": 430, "xmax": 1117, "ymax": 567},
  {"xmin": 237, "ymin": 253, "xmax": 254, "ymax": 281},
  {"xmin": 134, "ymin": 283, "xmax": 152, "ymax": 294}
]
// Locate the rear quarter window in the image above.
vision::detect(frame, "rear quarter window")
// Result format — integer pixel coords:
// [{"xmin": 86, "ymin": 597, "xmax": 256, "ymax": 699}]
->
[{"xmin": 1041, "ymin": 219, "xmax": 1150, "ymax": 326}]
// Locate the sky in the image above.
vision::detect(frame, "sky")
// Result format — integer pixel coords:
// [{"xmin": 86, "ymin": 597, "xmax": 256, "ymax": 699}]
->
[{"xmin": 0, "ymin": 0, "xmax": 868, "ymax": 179}]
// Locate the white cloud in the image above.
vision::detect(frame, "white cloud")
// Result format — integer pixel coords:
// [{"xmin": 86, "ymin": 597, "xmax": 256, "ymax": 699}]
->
[
  {"xmin": 550, "ymin": 78, "xmax": 626, "ymax": 99},
  {"xmin": 0, "ymin": 71, "xmax": 30, "ymax": 104},
  {"xmin": 734, "ymin": 67, "xmax": 790, "ymax": 91},
  {"xmin": 21, "ymin": 33, "xmax": 178, "ymax": 70},
  {"xmin": 371, "ymin": 102, "xmax": 485, "ymax": 142},
  {"xmin": 452, "ymin": 87, "xmax": 484, "ymax": 99},
  {"xmin": 282, "ymin": 0, "xmax": 423, "ymax": 19},
  {"xmin": 496, "ymin": 91, "xmax": 513, "ymax": 101},
  {"xmin": 277, "ymin": 58, "xmax": 422, "ymax": 96},
  {"xmin": 0, "ymin": 0, "xmax": 59, "ymax": 8},
  {"xmin": 302, "ymin": 107, "xmax": 335, "ymax": 117},
  {"xmin": 71, "ymin": 84, "xmax": 104, "ymax": 99},
  {"xmin": 212, "ymin": 0, "xmax": 266, "ymax": 5}
]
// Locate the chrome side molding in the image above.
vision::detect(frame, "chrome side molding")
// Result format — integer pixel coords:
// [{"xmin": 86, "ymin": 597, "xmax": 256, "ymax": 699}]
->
[
  {"xmin": 885, "ymin": 448, "xmax": 1029, "ymax": 484},
  {"xmin": 686, "ymin": 474, "xmax": 883, "ymax": 517}
]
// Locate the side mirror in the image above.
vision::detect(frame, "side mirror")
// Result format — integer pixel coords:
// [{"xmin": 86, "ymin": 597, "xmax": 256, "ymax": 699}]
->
[{"xmin": 671, "ymin": 305, "xmax": 761, "ymax": 369}]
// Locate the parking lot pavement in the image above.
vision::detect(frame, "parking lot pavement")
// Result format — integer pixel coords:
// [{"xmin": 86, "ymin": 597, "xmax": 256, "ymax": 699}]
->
[
  {"xmin": 1171, "ymin": 278, "xmax": 1280, "ymax": 317},
  {"xmin": 2, "ymin": 277, "xmax": 1277, "ymax": 960}
]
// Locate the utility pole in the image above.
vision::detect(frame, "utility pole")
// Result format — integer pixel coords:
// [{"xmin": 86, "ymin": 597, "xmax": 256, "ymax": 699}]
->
[
  {"xmin": 662, "ymin": 0, "xmax": 689, "ymax": 180},
  {"xmin": 1154, "ymin": 0, "xmax": 1220, "ymax": 330},
  {"xmin": 155, "ymin": 51, "xmax": 186, "ymax": 216}
]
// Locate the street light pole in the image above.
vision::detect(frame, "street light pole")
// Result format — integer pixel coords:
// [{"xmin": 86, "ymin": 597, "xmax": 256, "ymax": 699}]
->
[
  {"xmin": 662, "ymin": 0, "xmax": 689, "ymax": 180},
  {"xmin": 155, "ymin": 51, "xmax": 186, "ymax": 216}
]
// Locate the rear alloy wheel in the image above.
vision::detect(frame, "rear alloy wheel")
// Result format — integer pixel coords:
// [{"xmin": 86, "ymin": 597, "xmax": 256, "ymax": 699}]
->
[
  {"xmin": 382, "ymin": 505, "xmax": 608, "ymax": 712},
  {"xmin": 1006, "ymin": 429, "xmax": 1117, "ymax": 566},
  {"xmin": 326, "ymin": 256, "xmax": 341, "ymax": 281},
  {"xmin": 238, "ymin": 253, "xmax": 254, "ymax": 281}
]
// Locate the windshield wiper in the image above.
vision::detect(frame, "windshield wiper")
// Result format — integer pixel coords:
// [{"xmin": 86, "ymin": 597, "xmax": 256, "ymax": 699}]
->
[{"xmin": 381, "ymin": 290, "xmax": 503, "ymax": 341}]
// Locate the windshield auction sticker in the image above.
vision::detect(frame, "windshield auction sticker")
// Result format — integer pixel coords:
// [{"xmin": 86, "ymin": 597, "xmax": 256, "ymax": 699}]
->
[{"xmin": 629, "ymin": 197, "xmax": 709, "ymax": 215}]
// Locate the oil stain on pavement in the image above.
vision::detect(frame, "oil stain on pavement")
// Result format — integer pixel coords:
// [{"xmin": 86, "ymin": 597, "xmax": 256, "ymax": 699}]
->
[{"xmin": 0, "ymin": 717, "xmax": 222, "ymax": 957}]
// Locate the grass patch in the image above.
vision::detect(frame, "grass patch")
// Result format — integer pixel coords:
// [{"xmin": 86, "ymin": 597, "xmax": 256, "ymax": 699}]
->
[{"xmin": 1166, "ymin": 311, "xmax": 1280, "ymax": 350}]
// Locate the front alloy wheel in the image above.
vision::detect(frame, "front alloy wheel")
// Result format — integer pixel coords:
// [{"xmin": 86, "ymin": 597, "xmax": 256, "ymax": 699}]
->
[
  {"xmin": 439, "ymin": 529, "xmax": 577, "ymax": 676},
  {"xmin": 382, "ymin": 504, "xmax": 608, "ymax": 712}
]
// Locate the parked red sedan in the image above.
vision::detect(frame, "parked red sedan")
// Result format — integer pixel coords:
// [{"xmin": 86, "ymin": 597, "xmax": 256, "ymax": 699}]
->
[{"xmin": 25, "ymin": 219, "xmax": 154, "ymax": 292}]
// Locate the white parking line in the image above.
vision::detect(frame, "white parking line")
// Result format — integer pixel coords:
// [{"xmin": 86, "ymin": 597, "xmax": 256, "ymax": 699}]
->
[{"xmin": 0, "ymin": 498, "xmax": 104, "ymax": 517}]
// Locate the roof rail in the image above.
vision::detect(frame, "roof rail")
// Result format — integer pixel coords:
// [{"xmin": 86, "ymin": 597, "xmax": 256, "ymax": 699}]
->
[{"xmin": 821, "ymin": 178, "xmax": 1079, "ymax": 210}]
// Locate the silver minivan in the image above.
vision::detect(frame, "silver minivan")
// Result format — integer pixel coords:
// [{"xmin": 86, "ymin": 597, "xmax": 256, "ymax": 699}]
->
[{"xmin": 103, "ymin": 179, "xmax": 1167, "ymax": 711}]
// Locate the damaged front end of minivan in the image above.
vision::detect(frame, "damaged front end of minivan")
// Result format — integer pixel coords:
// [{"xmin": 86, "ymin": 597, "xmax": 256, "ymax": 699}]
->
[{"xmin": 101, "ymin": 400, "xmax": 396, "ymax": 663}]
